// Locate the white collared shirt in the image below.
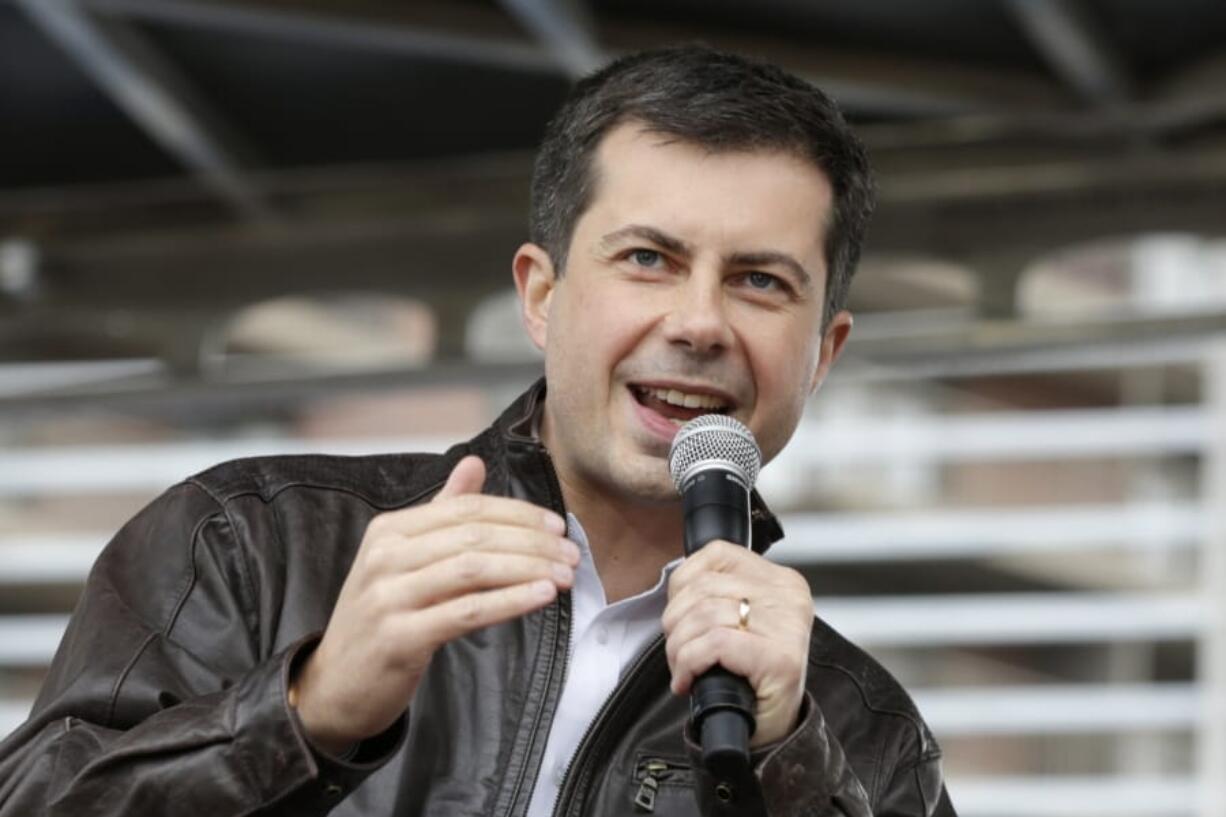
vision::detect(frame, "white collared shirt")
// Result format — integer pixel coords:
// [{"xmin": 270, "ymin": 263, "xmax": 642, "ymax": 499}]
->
[{"xmin": 524, "ymin": 514, "xmax": 683, "ymax": 817}]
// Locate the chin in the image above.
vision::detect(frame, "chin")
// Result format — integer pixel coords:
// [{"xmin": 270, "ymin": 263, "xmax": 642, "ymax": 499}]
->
[{"xmin": 611, "ymin": 457, "xmax": 680, "ymax": 504}]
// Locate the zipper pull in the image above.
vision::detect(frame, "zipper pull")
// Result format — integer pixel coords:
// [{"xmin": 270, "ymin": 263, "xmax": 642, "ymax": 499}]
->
[{"xmin": 633, "ymin": 759, "xmax": 674, "ymax": 813}]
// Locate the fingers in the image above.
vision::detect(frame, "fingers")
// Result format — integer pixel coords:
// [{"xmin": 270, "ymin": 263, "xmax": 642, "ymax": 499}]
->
[
  {"xmin": 664, "ymin": 593, "xmax": 746, "ymax": 660},
  {"xmin": 378, "ymin": 549, "xmax": 576, "ymax": 609},
  {"xmin": 664, "ymin": 558, "xmax": 810, "ymax": 636},
  {"xmin": 661, "ymin": 545, "xmax": 813, "ymax": 745},
  {"xmin": 668, "ymin": 540, "xmax": 776, "ymax": 600},
  {"xmin": 364, "ymin": 522, "xmax": 579, "ymax": 576},
  {"xmin": 379, "ymin": 454, "xmax": 566, "ymax": 539},
  {"xmin": 434, "ymin": 455, "xmax": 486, "ymax": 501},
  {"xmin": 664, "ymin": 592, "xmax": 778, "ymax": 694},
  {"xmin": 374, "ymin": 491, "xmax": 567, "ymax": 541},
  {"xmin": 294, "ymin": 455, "xmax": 574, "ymax": 752},
  {"xmin": 410, "ymin": 578, "xmax": 559, "ymax": 649},
  {"xmin": 350, "ymin": 453, "xmax": 580, "ymax": 638},
  {"xmin": 661, "ymin": 572, "xmax": 750, "ymax": 634},
  {"xmin": 669, "ymin": 626, "xmax": 759, "ymax": 695}
]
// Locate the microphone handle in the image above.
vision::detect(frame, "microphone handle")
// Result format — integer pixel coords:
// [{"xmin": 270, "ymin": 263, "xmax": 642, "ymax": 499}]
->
[{"xmin": 681, "ymin": 470, "xmax": 756, "ymax": 780}]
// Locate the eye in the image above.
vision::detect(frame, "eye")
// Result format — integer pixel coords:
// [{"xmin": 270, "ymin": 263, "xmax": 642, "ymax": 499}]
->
[
  {"xmin": 745, "ymin": 271, "xmax": 782, "ymax": 291},
  {"xmin": 629, "ymin": 248, "xmax": 665, "ymax": 268}
]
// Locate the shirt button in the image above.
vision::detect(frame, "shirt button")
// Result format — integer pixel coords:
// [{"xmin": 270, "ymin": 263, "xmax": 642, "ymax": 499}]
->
[{"xmin": 595, "ymin": 625, "xmax": 609, "ymax": 645}]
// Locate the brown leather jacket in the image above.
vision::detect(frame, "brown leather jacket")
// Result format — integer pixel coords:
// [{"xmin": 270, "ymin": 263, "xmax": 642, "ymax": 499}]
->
[{"xmin": 0, "ymin": 382, "xmax": 955, "ymax": 816}]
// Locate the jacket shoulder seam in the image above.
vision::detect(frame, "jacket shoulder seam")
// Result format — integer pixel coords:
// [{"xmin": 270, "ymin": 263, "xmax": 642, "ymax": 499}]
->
[
  {"xmin": 104, "ymin": 631, "xmax": 159, "ymax": 728},
  {"xmin": 210, "ymin": 495, "xmax": 261, "ymax": 637},
  {"xmin": 106, "ymin": 485, "xmax": 244, "ymax": 723},
  {"xmin": 186, "ymin": 462, "xmax": 450, "ymax": 511},
  {"xmin": 185, "ymin": 451, "xmax": 450, "ymax": 508},
  {"xmin": 898, "ymin": 751, "xmax": 942, "ymax": 815},
  {"xmin": 162, "ymin": 488, "xmax": 243, "ymax": 637}
]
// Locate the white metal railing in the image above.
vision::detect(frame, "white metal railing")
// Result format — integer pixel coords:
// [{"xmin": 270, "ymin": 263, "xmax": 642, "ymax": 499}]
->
[
  {"xmin": 0, "ymin": 703, "xmax": 31, "ymax": 743},
  {"xmin": 949, "ymin": 776, "xmax": 1197, "ymax": 817},
  {"xmin": 785, "ymin": 405, "xmax": 1205, "ymax": 465},
  {"xmin": 0, "ymin": 536, "xmax": 105, "ymax": 583},
  {"xmin": 774, "ymin": 502, "xmax": 1203, "ymax": 562},
  {"xmin": 0, "ymin": 435, "xmax": 457, "ymax": 495},
  {"xmin": 0, "ymin": 615, "xmax": 70, "ymax": 665},
  {"xmin": 913, "ymin": 683, "xmax": 1201, "ymax": 734},
  {"xmin": 813, "ymin": 593, "xmax": 1204, "ymax": 647}
]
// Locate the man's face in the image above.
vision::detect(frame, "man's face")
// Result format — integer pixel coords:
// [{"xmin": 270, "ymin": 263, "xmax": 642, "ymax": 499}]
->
[{"xmin": 516, "ymin": 122, "xmax": 851, "ymax": 504}]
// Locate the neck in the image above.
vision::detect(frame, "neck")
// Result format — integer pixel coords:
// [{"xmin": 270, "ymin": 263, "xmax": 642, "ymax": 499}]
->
[
  {"xmin": 535, "ymin": 396, "xmax": 685, "ymax": 602},
  {"xmin": 561, "ymin": 477, "xmax": 683, "ymax": 603}
]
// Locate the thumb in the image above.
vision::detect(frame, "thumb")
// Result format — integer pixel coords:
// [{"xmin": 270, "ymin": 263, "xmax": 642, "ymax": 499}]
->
[{"xmin": 434, "ymin": 455, "xmax": 486, "ymax": 501}]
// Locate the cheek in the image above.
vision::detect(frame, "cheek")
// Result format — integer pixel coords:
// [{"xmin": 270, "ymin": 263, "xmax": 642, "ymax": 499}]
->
[
  {"xmin": 743, "ymin": 326, "xmax": 819, "ymax": 459},
  {"xmin": 583, "ymin": 283, "xmax": 662, "ymax": 363},
  {"xmin": 551, "ymin": 282, "xmax": 648, "ymax": 385}
]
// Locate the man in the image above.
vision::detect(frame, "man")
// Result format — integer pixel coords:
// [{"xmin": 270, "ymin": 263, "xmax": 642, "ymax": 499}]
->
[{"xmin": 0, "ymin": 47, "xmax": 954, "ymax": 816}]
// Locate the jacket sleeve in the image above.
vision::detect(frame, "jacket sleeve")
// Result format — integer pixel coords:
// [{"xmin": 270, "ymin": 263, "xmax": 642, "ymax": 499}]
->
[
  {"xmin": 0, "ymin": 482, "xmax": 401, "ymax": 817},
  {"xmin": 686, "ymin": 693, "xmax": 956, "ymax": 817}
]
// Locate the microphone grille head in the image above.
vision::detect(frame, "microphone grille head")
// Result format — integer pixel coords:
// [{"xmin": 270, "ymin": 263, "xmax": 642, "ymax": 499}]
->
[{"xmin": 668, "ymin": 414, "xmax": 762, "ymax": 493}]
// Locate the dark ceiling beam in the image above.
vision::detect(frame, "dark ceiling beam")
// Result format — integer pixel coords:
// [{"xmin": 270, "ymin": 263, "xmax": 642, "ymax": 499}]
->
[
  {"xmin": 596, "ymin": 19, "xmax": 1064, "ymax": 118},
  {"xmin": 59, "ymin": 0, "xmax": 1066, "ymax": 117},
  {"xmin": 14, "ymin": 0, "xmax": 277, "ymax": 225},
  {"xmin": 858, "ymin": 99, "xmax": 1226, "ymax": 153},
  {"xmin": 74, "ymin": 0, "xmax": 557, "ymax": 73},
  {"xmin": 497, "ymin": 0, "xmax": 605, "ymax": 79},
  {"xmin": 1144, "ymin": 51, "xmax": 1226, "ymax": 134},
  {"xmin": 9, "ymin": 135, "xmax": 1226, "ymax": 222},
  {"xmin": 1003, "ymin": 0, "xmax": 1130, "ymax": 105},
  {"xmin": 7, "ymin": 139, "xmax": 1226, "ymax": 265},
  {"xmin": 860, "ymin": 51, "xmax": 1226, "ymax": 151},
  {"xmin": 877, "ymin": 147, "xmax": 1226, "ymax": 204}
]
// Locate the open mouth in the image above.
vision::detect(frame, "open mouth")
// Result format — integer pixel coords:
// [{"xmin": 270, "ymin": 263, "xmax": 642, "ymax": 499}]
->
[{"xmin": 630, "ymin": 385, "xmax": 732, "ymax": 426}]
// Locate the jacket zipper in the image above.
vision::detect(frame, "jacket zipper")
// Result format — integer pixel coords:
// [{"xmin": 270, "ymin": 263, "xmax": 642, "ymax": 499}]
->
[
  {"xmin": 548, "ymin": 634, "xmax": 669, "ymax": 817},
  {"xmin": 515, "ymin": 434, "xmax": 677, "ymax": 817},
  {"xmin": 633, "ymin": 757, "xmax": 691, "ymax": 813},
  {"xmin": 505, "ymin": 445, "xmax": 574, "ymax": 817}
]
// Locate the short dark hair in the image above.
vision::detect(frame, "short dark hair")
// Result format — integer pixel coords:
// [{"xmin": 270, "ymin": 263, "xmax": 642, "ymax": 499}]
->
[{"xmin": 529, "ymin": 45, "xmax": 874, "ymax": 326}]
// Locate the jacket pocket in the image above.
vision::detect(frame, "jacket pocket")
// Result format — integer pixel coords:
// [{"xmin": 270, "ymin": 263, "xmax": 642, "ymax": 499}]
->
[{"xmin": 632, "ymin": 755, "xmax": 694, "ymax": 813}]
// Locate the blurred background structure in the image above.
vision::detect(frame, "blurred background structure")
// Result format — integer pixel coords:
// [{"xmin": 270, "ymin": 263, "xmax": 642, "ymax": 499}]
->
[{"xmin": 2, "ymin": 1, "xmax": 1226, "ymax": 814}]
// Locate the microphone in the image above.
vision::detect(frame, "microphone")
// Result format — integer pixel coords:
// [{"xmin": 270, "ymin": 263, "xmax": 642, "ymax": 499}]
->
[{"xmin": 669, "ymin": 414, "xmax": 762, "ymax": 779}]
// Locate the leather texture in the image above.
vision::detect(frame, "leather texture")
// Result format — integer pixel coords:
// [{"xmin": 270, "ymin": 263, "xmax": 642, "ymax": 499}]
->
[{"xmin": 0, "ymin": 380, "xmax": 955, "ymax": 816}]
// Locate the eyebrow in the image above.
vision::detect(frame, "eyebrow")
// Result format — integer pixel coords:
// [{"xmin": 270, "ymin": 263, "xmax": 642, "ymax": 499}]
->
[
  {"xmin": 598, "ymin": 223, "xmax": 812, "ymax": 288},
  {"xmin": 598, "ymin": 224, "xmax": 693, "ymax": 258}
]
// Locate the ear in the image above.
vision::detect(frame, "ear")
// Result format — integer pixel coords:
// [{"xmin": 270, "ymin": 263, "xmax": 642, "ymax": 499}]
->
[
  {"xmin": 808, "ymin": 309, "xmax": 853, "ymax": 394},
  {"xmin": 512, "ymin": 242, "xmax": 558, "ymax": 352}
]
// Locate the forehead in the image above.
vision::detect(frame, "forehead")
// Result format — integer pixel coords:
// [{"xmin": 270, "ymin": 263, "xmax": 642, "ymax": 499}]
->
[{"xmin": 582, "ymin": 123, "xmax": 833, "ymax": 263}]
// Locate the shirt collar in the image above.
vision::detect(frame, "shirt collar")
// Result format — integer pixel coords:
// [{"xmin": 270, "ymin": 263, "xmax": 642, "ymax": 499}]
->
[{"xmin": 566, "ymin": 513, "xmax": 682, "ymax": 611}]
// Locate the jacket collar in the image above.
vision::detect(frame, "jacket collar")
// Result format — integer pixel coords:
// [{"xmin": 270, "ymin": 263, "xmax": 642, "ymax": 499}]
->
[{"xmin": 493, "ymin": 378, "xmax": 785, "ymax": 554}]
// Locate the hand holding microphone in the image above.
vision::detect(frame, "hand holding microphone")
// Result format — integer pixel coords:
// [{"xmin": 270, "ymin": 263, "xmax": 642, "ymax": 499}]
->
[{"xmin": 663, "ymin": 415, "xmax": 814, "ymax": 778}]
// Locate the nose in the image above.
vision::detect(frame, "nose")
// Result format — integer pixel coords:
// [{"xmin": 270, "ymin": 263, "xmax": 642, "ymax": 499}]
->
[{"xmin": 661, "ymin": 274, "xmax": 734, "ymax": 357}]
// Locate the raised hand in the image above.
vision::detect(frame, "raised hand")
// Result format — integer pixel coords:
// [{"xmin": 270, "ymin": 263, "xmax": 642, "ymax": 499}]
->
[{"xmin": 289, "ymin": 455, "xmax": 580, "ymax": 755}]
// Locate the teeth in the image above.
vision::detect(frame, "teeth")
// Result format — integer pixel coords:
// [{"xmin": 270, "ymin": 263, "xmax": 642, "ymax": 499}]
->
[{"xmin": 647, "ymin": 387, "xmax": 727, "ymax": 411}]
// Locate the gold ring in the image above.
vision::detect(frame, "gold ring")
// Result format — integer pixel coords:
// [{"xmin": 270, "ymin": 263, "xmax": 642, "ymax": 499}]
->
[{"xmin": 737, "ymin": 598, "xmax": 751, "ymax": 631}]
